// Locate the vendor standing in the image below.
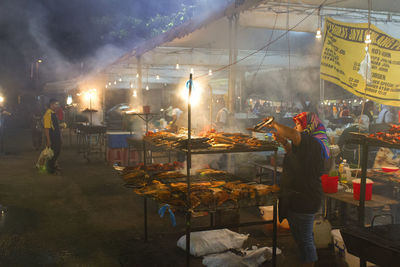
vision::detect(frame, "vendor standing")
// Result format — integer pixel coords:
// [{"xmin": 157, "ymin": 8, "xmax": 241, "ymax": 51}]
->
[{"xmin": 264, "ymin": 112, "xmax": 329, "ymax": 267}]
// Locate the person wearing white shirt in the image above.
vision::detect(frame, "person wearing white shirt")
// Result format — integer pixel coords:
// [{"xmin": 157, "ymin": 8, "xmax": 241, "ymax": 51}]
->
[{"xmin": 376, "ymin": 105, "xmax": 394, "ymax": 124}]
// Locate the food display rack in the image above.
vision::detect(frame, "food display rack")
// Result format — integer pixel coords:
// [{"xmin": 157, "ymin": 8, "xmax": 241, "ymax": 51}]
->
[
  {"xmin": 346, "ymin": 132, "xmax": 400, "ymax": 267},
  {"xmin": 139, "ymin": 139, "xmax": 279, "ymax": 266},
  {"xmin": 133, "ymin": 75, "xmax": 279, "ymax": 267},
  {"xmin": 76, "ymin": 124, "xmax": 106, "ymax": 162}
]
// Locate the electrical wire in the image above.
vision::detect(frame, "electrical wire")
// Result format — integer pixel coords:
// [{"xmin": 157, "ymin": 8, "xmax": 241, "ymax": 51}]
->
[
  {"xmin": 194, "ymin": 0, "xmax": 330, "ymax": 81},
  {"xmin": 249, "ymin": 13, "xmax": 279, "ymax": 88}
]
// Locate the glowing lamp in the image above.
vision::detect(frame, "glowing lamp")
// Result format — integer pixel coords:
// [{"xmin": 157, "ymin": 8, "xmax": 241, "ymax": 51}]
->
[
  {"xmin": 315, "ymin": 28, "xmax": 322, "ymax": 39},
  {"xmin": 365, "ymin": 32, "xmax": 372, "ymax": 44},
  {"xmin": 66, "ymin": 95, "xmax": 73, "ymax": 105}
]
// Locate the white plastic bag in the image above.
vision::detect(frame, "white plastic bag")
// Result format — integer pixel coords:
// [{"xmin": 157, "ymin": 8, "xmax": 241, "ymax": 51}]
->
[
  {"xmin": 177, "ymin": 229, "xmax": 248, "ymax": 257},
  {"xmin": 36, "ymin": 147, "xmax": 54, "ymax": 170},
  {"xmin": 202, "ymin": 246, "xmax": 282, "ymax": 267}
]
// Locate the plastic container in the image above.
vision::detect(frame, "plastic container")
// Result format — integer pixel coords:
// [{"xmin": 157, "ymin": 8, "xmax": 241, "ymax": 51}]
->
[
  {"xmin": 339, "ymin": 159, "xmax": 349, "ymax": 183},
  {"xmin": 352, "ymin": 178, "xmax": 373, "ymax": 200},
  {"xmin": 313, "ymin": 217, "xmax": 332, "ymax": 248},
  {"xmin": 259, "ymin": 206, "xmax": 290, "ymax": 230},
  {"xmin": 321, "ymin": 174, "xmax": 339, "ymax": 193},
  {"xmin": 331, "ymin": 229, "xmax": 374, "ymax": 267}
]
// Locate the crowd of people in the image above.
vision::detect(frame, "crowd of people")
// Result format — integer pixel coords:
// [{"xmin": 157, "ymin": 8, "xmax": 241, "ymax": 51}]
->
[{"xmin": 248, "ymin": 99, "xmax": 399, "ymax": 127}]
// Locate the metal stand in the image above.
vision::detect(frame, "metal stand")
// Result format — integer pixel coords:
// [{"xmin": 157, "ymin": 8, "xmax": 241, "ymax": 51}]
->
[{"xmin": 126, "ymin": 113, "xmax": 157, "ymax": 166}]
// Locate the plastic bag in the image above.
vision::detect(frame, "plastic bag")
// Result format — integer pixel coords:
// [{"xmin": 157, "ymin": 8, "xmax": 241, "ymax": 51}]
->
[
  {"xmin": 177, "ymin": 229, "xmax": 248, "ymax": 257},
  {"xmin": 36, "ymin": 147, "xmax": 54, "ymax": 171},
  {"xmin": 202, "ymin": 246, "xmax": 281, "ymax": 267}
]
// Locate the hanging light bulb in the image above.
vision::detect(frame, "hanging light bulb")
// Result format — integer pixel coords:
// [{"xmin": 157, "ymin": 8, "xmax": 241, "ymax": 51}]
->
[
  {"xmin": 136, "ymin": 73, "xmax": 139, "ymax": 78},
  {"xmin": 105, "ymin": 85, "xmax": 108, "ymax": 88},
  {"xmin": 146, "ymin": 85, "xmax": 149, "ymax": 90},
  {"xmin": 114, "ymin": 81, "xmax": 117, "ymax": 85},
  {"xmin": 133, "ymin": 90, "xmax": 137, "ymax": 97},
  {"xmin": 130, "ymin": 82, "xmax": 133, "ymax": 89},
  {"xmin": 108, "ymin": 82, "xmax": 111, "ymax": 86},
  {"xmin": 365, "ymin": 31, "xmax": 372, "ymax": 44},
  {"xmin": 190, "ymin": 68, "xmax": 194, "ymax": 74},
  {"xmin": 315, "ymin": 28, "xmax": 322, "ymax": 39},
  {"xmin": 119, "ymin": 77, "xmax": 122, "ymax": 82},
  {"xmin": 176, "ymin": 63, "xmax": 180, "ymax": 70},
  {"xmin": 208, "ymin": 69, "xmax": 213, "ymax": 76},
  {"xmin": 156, "ymin": 75, "xmax": 160, "ymax": 80}
]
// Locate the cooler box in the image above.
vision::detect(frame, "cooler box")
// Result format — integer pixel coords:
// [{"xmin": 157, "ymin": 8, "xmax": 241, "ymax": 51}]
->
[{"xmin": 106, "ymin": 132, "xmax": 136, "ymax": 166}]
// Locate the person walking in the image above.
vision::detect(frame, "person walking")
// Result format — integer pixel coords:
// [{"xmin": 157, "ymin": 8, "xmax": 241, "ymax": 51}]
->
[
  {"xmin": 43, "ymin": 98, "xmax": 62, "ymax": 174},
  {"xmin": 263, "ymin": 112, "xmax": 329, "ymax": 267}
]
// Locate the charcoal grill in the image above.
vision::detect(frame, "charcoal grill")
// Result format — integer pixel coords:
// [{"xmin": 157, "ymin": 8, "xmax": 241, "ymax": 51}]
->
[{"xmin": 341, "ymin": 215, "xmax": 400, "ymax": 267}]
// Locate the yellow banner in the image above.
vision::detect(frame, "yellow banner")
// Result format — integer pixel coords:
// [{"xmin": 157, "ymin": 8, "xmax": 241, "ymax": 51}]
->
[{"xmin": 320, "ymin": 18, "xmax": 400, "ymax": 106}]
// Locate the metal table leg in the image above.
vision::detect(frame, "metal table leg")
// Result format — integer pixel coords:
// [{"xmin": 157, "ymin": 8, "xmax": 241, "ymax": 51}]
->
[
  {"xmin": 272, "ymin": 200, "xmax": 277, "ymax": 267},
  {"xmin": 144, "ymin": 197, "xmax": 148, "ymax": 242},
  {"xmin": 186, "ymin": 211, "xmax": 191, "ymax": 266}
]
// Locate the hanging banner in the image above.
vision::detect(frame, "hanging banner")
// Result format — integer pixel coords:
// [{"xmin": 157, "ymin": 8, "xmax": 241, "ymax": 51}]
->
[{"xmin": 320, "ymin": 17, "xmax": 400, "ymax": 106}]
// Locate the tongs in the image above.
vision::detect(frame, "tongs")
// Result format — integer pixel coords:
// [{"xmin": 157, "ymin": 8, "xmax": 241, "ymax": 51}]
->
[{"xmin": 247, "ymin": 117, "xmax": 274, "ymax": 132}]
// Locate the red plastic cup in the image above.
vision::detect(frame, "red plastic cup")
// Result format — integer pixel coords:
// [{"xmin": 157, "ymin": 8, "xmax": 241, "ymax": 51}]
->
[
  {"xmin": 352, "ymin": 179, "xmax": 373, "ymax": 200},
  {"xmin": 321, "ymin": 175, "xmax": 338, "ymax": 193}
]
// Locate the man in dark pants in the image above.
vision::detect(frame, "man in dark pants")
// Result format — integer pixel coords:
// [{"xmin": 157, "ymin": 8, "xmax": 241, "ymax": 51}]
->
[{"xmin": 43, "ymin": 99, "xmax": 61, "ymax": 174}]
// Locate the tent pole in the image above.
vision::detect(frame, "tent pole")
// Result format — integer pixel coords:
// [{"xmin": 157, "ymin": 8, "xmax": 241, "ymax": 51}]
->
[{"xmin": 137, "ymin": 56, "xmax": 143, "ymax": 105}]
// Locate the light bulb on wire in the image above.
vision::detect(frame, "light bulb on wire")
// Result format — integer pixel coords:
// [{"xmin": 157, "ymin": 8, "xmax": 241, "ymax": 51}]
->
[
  {"xmin": 136, "ymin": 73, "xmax": 139, "ymax": 78},
  {"xmin": 190, "ymin": 68, "xmax": 194, "ymax": 75},
  {"xmin": 208, "ymin": 69, "xmax": 213, "ymax": 76},
  {"xmin": 114, "ymin": 81, "xmax": 117, "ymax": 85},
  {"xmin": 130, "ymin": 82, "xmax": 133, "ymax": 89},
  {"xmin": 315, "ymin": 28, "xmax": 322, "ymax": 39},
  {"xmin": 146, "ymin": 85, "xmax": 149, "ymax": 90},
  {"xmin": 365, "ymin": 31, "xmax": 372, "ymax": 44},
  {"xmin": 176, "ymin": 63, "xmax": 180, "ymax": 70},
  {"xmin": 156, "ymin": 75, "xmax": 160, "ymax": 80},
  {"xmin": 133, "ymin": 90, "xmax": 137, "ymax": 97},
  {"xmin": 119, "ymin": 77, "xmax": 122, "ymax": 82}
]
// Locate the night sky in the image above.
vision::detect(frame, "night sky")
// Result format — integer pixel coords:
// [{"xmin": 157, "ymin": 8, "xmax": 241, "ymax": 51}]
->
[{"xmin": 0, "ymin": 0, "xmax": 198, "ymax": 94}]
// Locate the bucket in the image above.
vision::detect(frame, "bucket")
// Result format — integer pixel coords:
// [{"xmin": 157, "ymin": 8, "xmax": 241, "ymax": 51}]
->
[
  {"xmin": 321, "ymin": 175, "xmax": 338, "ymax": 193},
  {"xmin": 143, "ymin": 105, "xmax": 150, "ymax": 114},
  {"xmin": 352, "ymin": 178, "xmax": 373, "ymax": 200}
]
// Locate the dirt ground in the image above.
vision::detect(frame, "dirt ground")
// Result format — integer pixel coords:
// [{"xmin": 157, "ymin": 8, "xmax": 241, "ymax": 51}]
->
[{"xmin": 0, "ymin": 128, "xmax": 347, "ymax": 266}]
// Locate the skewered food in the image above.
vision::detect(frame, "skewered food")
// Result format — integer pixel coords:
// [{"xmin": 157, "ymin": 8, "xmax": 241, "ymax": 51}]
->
[
  {"xmin": 123, "ymin": 170, "xmax": 149, "ymax": 186},
  {"xmin": 367, "ymin": 124, "xmax": 400, "ymax": 144},
  {"xmin": 196, "ymin": 169, "xmax": 227, "ymax": 176},
  {"xmin": 154, "ymin": 171, "xmax": 186, "ymax": 180}
]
